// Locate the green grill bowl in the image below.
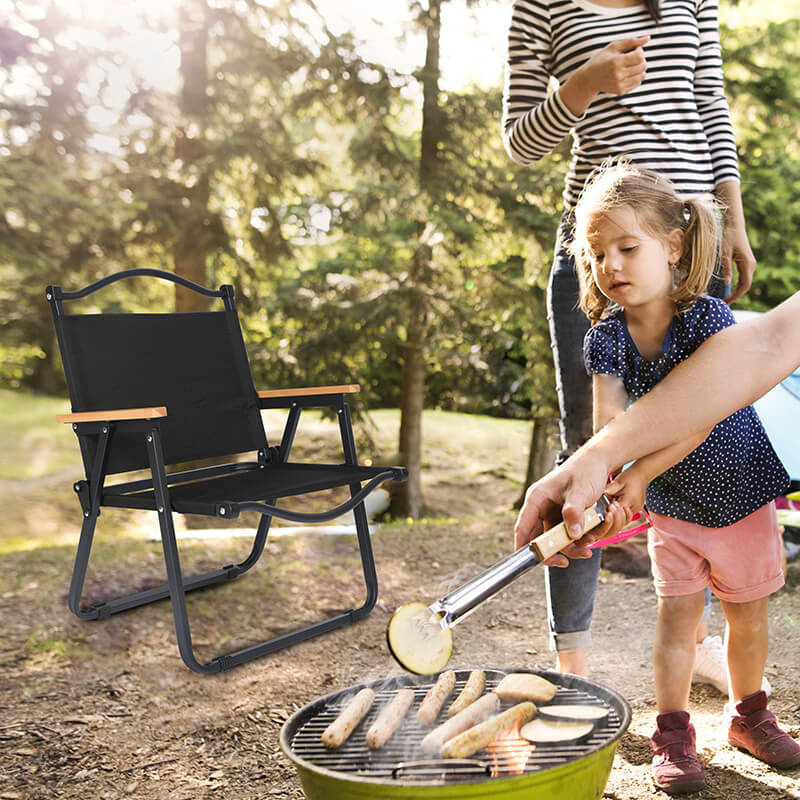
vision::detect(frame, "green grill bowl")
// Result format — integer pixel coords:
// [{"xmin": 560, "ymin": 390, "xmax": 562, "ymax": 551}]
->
[{"xmin": 280, "ymin": 669, "xmax": 631, "ymax": 800}]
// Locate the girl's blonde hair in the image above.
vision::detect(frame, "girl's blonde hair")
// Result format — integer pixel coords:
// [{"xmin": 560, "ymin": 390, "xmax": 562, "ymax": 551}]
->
[{"xmin": 569, "ymin": 159, "xmax": 722, "ymax": 324}]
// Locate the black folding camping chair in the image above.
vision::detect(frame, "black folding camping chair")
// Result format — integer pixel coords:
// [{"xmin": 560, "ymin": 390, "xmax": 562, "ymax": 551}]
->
[{"xmin": 46, "ymin": 268, "xmax": 407, "ymax": 674}]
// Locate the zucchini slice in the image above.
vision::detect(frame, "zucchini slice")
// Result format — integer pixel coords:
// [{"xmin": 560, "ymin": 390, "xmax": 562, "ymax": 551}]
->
[
  {"xmin": 537, "ymin": 703, "xmax": 609, "ymax": 723},
  {"xmin": 520, "ymin": 717, "xmax": 594, "ymax": 744},
  {"xmin": 386, "ymin": 602, "xmax": 453, "ymax": 675}
]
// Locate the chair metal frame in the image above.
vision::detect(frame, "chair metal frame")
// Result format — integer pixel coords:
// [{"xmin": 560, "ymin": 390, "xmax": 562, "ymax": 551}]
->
[{"xmin": 47, "ymin": 268, "xmax": 406, "ymax": 673}]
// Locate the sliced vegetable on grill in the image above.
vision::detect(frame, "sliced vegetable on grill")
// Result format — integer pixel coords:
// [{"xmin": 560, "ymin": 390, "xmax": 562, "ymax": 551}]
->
[
  {"xmin": 495, "ymin": 672, "xmax": 558, "ymax": 703},
  {"xmin": 440, "ymin": 701, "xmax": 537, "ymax": 759},
  {"xmin": 446, "ymin": 669, "xmax": 486, "ymax": 717},
  {"xmin": 365, "ymin": 688, "xmax": 415, "ymax": 749},
  {"xmin": 420, "ymin": 691, "xmax": 500, "ymax": 755},
  {"xmin": 386, "ymin": 602, "xmax": 453, "ymax": 675},
  {"xmin": 537, "ymin": 703, "xmax": 609, "ymax": 723},
  {"xmin": 320, "ymin": 687, "xmax": 375, "ymax": 748},
  {"xmin": 520, "ymin": 717, "xmax": 594, "ymax": 744},
  {"xmin": 417, "ymin": 669, "xmax": 457, "ymax": 725}
]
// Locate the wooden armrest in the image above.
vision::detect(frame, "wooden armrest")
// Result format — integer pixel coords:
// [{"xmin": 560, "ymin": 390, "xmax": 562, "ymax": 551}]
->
[
  {"xmin": 56, "ymin": 406, "xmax": 168, "ymax": 423},
  {"xmin": 257, "ymin": 384, "xmax": 360, "ymax": 399}
]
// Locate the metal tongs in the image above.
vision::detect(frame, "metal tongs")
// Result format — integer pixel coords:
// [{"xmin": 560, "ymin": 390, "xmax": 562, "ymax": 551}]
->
[
  {"xmin": 428, "ymin": 494, "xmax": 611, "ymax": 628},
  {"xmin": 387, "ymin": 496, "xmax": 611, "ymax": 673}
]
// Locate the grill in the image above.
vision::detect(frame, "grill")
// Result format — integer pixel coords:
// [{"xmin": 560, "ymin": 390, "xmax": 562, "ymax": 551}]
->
[{"xmin": 280, "ymin": 668, "xmax": 631, "ymax": 800}]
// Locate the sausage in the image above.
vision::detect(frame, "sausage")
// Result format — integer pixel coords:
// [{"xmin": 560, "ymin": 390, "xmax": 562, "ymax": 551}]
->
[
  {"xmin": 447, "ymin": 669, "xmax": 486, "ymax": 717},
  {"xmin": 320, "ymin": 688, "xmax": 375, "ymax": 748},
  {"xmin": 440, "ymin": 701, "xmax": 537, "ymax": 759},
  {"xmin": 416, "ymin": 670, "xmax": 457, "ymax": 726},
  {"xmin": 420, "ymin": 691, "xmax": 500, "ymax": 755},
  {"xmin": 365, "ymin": 688, "xmax": 415, "ymax": 749}
]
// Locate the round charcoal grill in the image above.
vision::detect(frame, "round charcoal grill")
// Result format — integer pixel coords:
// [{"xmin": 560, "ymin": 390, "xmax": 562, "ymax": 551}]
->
[{"xmin": 280, "ymin": 668, "xmax": 631, "ymax": 800}]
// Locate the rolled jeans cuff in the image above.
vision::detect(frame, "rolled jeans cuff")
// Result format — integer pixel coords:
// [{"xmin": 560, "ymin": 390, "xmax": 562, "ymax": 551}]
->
[{"xmin": 550, "ymin": 629, "xmax": 593, "ymax": 653}]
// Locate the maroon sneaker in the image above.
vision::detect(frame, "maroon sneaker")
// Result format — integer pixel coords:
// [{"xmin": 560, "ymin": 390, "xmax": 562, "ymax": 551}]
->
[
  {"xmin": 727, "ymin": 690, "xmax": 800, "ymax": 768},
  {"xmin": 651, "ymin": 711, "xmax": 705, "ymax": 794}
]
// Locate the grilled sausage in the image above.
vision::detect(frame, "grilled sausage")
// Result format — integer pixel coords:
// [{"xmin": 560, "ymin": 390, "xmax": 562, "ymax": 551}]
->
[
  {"xmin": 447, "ymin": 669, "xmax": 486, "ymax": 717},
  {"xmin": 416, "ymin": 669, "xmax": 457, "ymax": 726},
  {"xmin": 320, "ymin": 688, "xmax": 375, "ymax": 748},
  {"xmin": 365, "ymin": 688, "xmax": 415, "ymax": 749},
  {"xmin": 420, "ymin": 691, "xmax": 500, "ymax": 755},
  {"xmin": 440, "ymin": 701, "xmax": 537, "ymax": 759}
]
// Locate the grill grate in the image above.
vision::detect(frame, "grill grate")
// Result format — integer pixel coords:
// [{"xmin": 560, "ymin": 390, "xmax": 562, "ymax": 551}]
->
[{"xmin": 286, "ymin": 668, "xmax": 628, "ymax": 784}]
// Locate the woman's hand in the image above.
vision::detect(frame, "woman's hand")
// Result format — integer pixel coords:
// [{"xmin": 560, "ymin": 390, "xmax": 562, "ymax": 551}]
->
[
  {"xmin": 715, "ymin": 179, "xmax": 756, "ymax": 303},
  {"xmin": 561, "ymin": 36, "xmax": 650, "ymax": 116},
  {"xmin": 514, "ymin": 448, "xmax": 630, "ymax": 567},
  {"xmin": 539, "ymin": 499, "xmax": 630, "ymax": 568},
  {"xmin": 721, "ymin": 224, "xmax": 756, "ymax": 303}
]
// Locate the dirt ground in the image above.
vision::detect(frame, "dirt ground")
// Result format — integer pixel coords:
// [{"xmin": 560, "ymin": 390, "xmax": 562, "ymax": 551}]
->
[{"xmin": 1, "ymin": 470, "xmax": 799, "ymax": 800}]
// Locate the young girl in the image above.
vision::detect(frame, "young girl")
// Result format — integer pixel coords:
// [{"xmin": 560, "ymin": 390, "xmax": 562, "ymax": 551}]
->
[{"xmin": 571, "ymin": 161, "xmax": 799, "ymax": 793}]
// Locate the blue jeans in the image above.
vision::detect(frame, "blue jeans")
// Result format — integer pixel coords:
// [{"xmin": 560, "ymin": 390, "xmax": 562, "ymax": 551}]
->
[
  {"xmin": 545, "ymin": 222, "xmax": 599, "ymax": 652},
  {"xmin": 544, "ymin": 219, "xmax": 719, "ymax": 652}
]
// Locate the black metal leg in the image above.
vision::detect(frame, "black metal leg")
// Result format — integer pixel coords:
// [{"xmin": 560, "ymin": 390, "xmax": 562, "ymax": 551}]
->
[
  {"xmin": 69, "ymin": 425, "xmax": 112, "ymax": 620},
  {"xmin": 145, "ymin": 427, "xmax": 217, "ymax": 673},
  {"xmin": 338, "ymin": 402, "xmax": 379, "ymax": 619},
  {"xmin": 68, "ymin": 406, "xmax": 390, "ymax": 675},
  {"xmin": 68, "ymin": 508, "xmax": 103, "ymax": 619}
]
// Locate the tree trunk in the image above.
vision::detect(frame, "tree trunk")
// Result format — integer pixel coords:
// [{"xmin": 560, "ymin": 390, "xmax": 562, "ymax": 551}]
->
[
  {"xmin": 392, "ymin": 0, "xmax": 442, "ymax": 518},
  {"xmin": 395, "ymin": 277, "xmax": 431, "ymax": 518},
  {"xmin": 174, "ymin": 0, "xmax": 211, "ymax": 313}
]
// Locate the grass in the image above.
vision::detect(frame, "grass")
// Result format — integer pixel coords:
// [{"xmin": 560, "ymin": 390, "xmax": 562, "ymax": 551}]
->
[
  {"xmin": 1, "ymin": 388, "xmax": 532, "ymax": 556},
  {"xmin": 0, "ymin": 388, "xmax": 532, "ymax": 676},
  {"xmin": 0, "ymin": 388, "xmax": 80, "ymax": 479}
]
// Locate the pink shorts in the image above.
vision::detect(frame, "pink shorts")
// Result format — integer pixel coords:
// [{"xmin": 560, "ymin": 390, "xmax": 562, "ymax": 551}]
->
[{"xmin": 647, "ymin": 503, "xmax": 784, "ymax": 603}]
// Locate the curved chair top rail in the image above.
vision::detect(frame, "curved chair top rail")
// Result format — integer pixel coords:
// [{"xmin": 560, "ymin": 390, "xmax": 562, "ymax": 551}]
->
[{"xmin": 48, "ymin": 268, "xmax": 228, "ymax": 302}]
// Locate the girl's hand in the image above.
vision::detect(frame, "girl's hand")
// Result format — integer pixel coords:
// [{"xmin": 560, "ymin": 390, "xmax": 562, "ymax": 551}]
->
[
  {"xmin": 605, "ymin": 468, "xmax": 648, "ymax": 515},
  {"xmin": 541, "ymin": 500, "xmax": 630, "ymax": 568}
]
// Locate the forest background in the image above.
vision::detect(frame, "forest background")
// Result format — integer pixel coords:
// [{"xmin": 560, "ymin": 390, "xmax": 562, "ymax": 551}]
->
[{"xmin": 1, "ymin": 0, "xmax": 799, "ymax": 517}]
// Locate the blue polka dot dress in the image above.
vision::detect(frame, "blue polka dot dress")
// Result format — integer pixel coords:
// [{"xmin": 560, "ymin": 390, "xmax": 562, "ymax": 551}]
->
[{"xmin": 584, "ymin": 296, "xmax": 790, "ymax": 527}]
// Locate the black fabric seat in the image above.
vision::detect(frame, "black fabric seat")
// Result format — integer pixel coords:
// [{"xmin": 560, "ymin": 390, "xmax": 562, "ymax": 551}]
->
[
  {"xmin": 103, "ymin": 462, "xmax": 395, "ymax": 514},
  {"xmin": 47, "ymin": 268, "xmax": 407, "ymax": 674}
]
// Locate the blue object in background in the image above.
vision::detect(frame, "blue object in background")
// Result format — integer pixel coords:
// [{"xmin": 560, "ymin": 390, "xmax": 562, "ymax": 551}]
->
[{"xmin": 733, "ymin": 310, "xmax": 800, "ymax": 481}]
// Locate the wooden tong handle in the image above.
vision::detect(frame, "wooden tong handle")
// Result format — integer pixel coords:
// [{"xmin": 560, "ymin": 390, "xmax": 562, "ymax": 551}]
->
[{"xmin": 529, "ymin": 506, "xmax": 604, "ymax": 562}]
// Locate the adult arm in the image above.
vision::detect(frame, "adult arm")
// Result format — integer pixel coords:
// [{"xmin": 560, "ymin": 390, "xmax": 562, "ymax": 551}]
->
[
  {"xmin": 715, "ymin": 179, "xmax": 756, "ymax": 303},
  {"xmin": 515, "ymin": 291, "xmax": 800, "ymax": 547},
  {"xmin": 502, "ymin": 0, "xmax": 648, "ymax": 165},
  {"xmin": 693, "ymin": 0, "xmax": 756, "ymax": 301}
]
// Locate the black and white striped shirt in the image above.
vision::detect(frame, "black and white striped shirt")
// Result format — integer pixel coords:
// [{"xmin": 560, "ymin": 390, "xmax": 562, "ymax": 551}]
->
[{"xmin": 502, "ymin": 0, "xmax": 740, "ymax": 210}]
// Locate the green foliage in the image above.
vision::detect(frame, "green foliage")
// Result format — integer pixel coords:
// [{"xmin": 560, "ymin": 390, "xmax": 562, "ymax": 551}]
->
[
  {"xmin": 1, "ymin": 0, "xmax": 798, "ymax": 418},
  {"xmin": 0, "ymin": 2, "xmax": 136, "ymax": 389},
  {"xmin": 721, "ymin": 15, "xmax": 800, "ymax": 310}
]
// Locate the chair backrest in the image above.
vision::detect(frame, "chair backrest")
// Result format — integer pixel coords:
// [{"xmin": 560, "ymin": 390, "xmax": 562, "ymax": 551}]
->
[{"xmin": 48, "ymin": 270, "xmax": 268, "ymax": 476}]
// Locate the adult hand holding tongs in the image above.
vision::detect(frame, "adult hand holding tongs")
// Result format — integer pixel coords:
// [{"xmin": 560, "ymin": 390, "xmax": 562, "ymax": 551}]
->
[{"xmin": 387, "ymin": 494, "xmax": 631, "ymax": 674}]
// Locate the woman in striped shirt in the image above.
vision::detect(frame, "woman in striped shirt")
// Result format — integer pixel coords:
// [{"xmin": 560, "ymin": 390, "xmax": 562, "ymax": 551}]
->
[{"xmin": 502, "ymin": 0, "xmax": 755, "ymax": 681}]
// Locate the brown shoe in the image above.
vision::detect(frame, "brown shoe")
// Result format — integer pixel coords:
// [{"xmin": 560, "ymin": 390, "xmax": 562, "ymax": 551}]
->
[
  {"xmin": 651, "ymin": 711, "xmax": 705, "ymax": 794},
  {"xmin": 727, "ymin": 690, "xmax": 800, "ymax": 768}
]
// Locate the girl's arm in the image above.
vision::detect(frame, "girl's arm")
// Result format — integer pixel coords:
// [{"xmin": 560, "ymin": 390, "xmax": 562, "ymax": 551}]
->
[
  {"xmin": 592, "ymin": 373, "xmax": 628, "ymax": 435},
  {"xmin": 606, "ymin": 428, "xmax": 713, "ymax": 514},
  {"xmin": 514, "ymin": 290, "xmax": 800, "ymax": 544}
]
